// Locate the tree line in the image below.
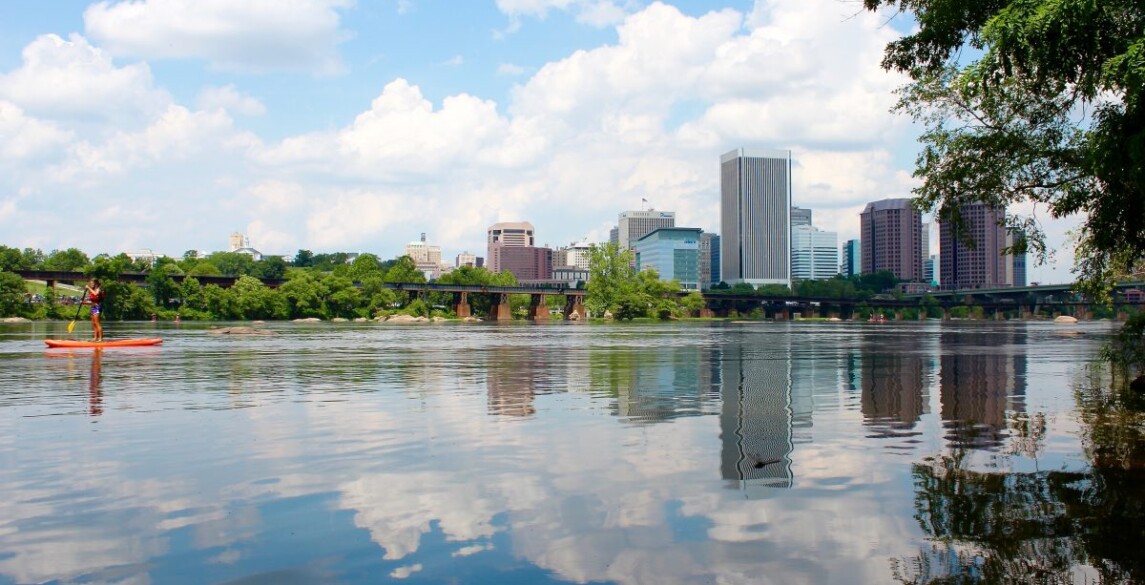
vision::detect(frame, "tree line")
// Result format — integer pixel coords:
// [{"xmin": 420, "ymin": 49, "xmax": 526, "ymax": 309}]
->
[{"xmin": 1, "ymin": 242, "xmax": 917, "ymax": 322}]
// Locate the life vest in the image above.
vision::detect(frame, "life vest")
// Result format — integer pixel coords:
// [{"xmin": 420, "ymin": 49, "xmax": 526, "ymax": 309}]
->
[{"xmin": 90, "ymin": 288, "xmax": 105, "ymax": 304}]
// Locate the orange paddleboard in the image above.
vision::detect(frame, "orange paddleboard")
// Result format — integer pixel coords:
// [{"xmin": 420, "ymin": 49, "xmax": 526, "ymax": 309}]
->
[{"xmin": 45, "ymin": 338, "xmax": 163, "ymax": 348}]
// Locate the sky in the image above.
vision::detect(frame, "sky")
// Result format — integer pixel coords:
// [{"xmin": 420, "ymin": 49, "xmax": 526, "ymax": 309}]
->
[{"xmin": 0, "ymin": 0, "xmax": 1078, "ymax": 283}]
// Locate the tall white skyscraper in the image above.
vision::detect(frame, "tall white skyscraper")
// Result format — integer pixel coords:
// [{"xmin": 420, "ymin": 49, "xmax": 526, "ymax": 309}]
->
[{"xmin": 720, "ymin": 148, "xmax": 792, "ymax": 287}]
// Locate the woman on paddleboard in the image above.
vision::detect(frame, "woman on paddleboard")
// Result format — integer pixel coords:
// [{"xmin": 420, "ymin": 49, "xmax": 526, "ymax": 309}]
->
[{"xmin": 84, "ymin": 278, "xmax": 104, "ymax": 342}]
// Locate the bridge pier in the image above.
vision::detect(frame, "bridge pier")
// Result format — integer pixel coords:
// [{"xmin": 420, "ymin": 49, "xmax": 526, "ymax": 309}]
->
[
  {"xmin": 564, "ymin": 295, "xmax": 586, "ymax": 321},
  {"xmin": 527, "ymin": 294, "xmax": 546, "ymax": 320},
  {"xmin": 942, "ymin": 307, "xmax": 951, "ymax": 321},
  {"xmin": 453, "ymin": 292, "xmax": 471, "ymax": 318},
  {"xmin": 491, "ymin": 293, "xmax": 512, "ymax": 321}
]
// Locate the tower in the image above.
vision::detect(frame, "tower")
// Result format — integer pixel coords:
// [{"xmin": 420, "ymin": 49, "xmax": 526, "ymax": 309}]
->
[{"xmin": 720, "ymin": 148, "xmax": 792, "ymax": 287}]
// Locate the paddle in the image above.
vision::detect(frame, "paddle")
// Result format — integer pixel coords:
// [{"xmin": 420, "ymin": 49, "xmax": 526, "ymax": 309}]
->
[{"xmin": 67, "ymin": 290, "xmax": 87, "ymax": 334}]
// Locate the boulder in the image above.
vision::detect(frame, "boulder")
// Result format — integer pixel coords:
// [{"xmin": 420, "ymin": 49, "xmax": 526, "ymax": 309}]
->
[{"xmin": 207, "ymin": 326, "xmax": 277, "ymax": 336}]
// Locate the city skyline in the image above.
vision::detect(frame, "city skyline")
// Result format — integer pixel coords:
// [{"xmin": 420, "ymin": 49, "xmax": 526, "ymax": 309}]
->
[{"xmin": 0, "ymin": 2, "xmax": 1077, "ymax": 285}]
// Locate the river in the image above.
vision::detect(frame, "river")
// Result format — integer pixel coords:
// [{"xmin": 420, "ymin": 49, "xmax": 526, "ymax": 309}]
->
[{"xmin": 0, "ymin": 319, "xmax": 1141, "ymax": 584}]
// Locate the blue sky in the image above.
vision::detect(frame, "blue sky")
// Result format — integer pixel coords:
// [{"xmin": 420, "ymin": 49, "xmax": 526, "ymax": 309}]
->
[{"xmin": 0, "ymin": 0, "xmax": 1076, "ymax": 283}]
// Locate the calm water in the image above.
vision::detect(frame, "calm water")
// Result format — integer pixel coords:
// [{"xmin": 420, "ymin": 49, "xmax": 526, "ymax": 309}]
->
[{"xmin": 1, "ymin": 320, "xmax": 1142, "ymax": 584}]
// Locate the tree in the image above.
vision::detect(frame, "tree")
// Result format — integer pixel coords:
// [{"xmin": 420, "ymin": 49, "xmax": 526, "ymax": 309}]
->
[
  {"xmin": 206, "ymin": 252, "xmax": 255, "ymax": 277},
  {"xmin": 293, "ymin": 249, "xmax": 314, "ymax": 267},
  {"xmin": 863, "ymin": 0, "xmax": 1145, "ymax": 297},
  {"xmin": 383, "ymin": 256, "xmax": 426, "ymax": 284},
  {"xmin": 147, "ymin": 259, "xmax": 182, "ymax": 308},
  {"xmin": 43, "ymin": 248, "xmax": 90, "ymax": 272},
  {"xmin": 586, "ymin": 243, "xmax": 635, "ymax": 317},
  {"xmin": 0, "ymin": 246, "xmax": 31, "ymax": 272},
  {"xmin": 252, "ymin": 256, "xmax": 287, "ymax": 280},
  {"xmin": 230, "ymin": 275, "xmax": 287, "ymax": 320},
  {"xmin": 0, "ymin": 271, "xmax": 29, "ymax": 317}
]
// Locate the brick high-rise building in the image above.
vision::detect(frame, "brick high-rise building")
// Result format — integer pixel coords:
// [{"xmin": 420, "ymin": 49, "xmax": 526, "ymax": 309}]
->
[
  {"xmin": 939, "ymin": 203, "xmax": 1009, "ymax": 290},
  {"xmin": 860, "ymin": 199, "xmax": 923, "ymax": 282}
]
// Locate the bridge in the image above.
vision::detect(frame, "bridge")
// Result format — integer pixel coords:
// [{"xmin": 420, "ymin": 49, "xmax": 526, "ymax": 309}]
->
[{"xmin": 14, "ymin": 270, "xmax": 1145, "ymax": 321}]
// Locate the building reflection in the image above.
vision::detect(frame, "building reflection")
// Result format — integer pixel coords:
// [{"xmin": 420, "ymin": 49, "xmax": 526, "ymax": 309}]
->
[
  {"xmin": 719, "ymin": 333, "xmax": 794, "ymax": 488},
  {"xmin": 861, "ymin": 352, "xmax": 929, "ymax": 440},
  {"xmin": 486, "ymin": 347, "xmax": 541, "ymax": 417},
  {"xmin": 938, "ymin": 328, "xmax": 1028, "ymax": 450},
  {"xmin": 585, "ymin": 346, "xmax": 722, "ymax": 423}
]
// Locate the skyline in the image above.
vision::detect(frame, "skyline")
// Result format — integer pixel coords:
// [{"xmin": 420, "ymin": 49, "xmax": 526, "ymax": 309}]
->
[{"xmin": 0, "ymin": 1, "xmax": 1078, "ymax": 284}]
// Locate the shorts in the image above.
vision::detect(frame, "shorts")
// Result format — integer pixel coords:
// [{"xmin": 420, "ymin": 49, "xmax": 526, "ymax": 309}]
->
[{"xmin": 90, "ymin": 304, "xmax": 101, "ymax": 316}]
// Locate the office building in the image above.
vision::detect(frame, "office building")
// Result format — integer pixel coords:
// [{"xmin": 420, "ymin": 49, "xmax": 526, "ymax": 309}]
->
[
  {"xmin": 491, "ymin": 246, "xmax": 553, "ymax": 282},
  {"xmin": 405, "ymin": 233, "xmax": 444, "ymax": 278},
  {"xmin": 720, "ymin": 148, "xmax": 792, "ymax": 287},
  {"xmin": 841, "ymin": 239, "xmax": 861, "ymax": 277},
  {"xmin": 1008, "ymin": 228, "xmax": 1027, "ymax": 287},
  {"xmin": 633, "ymin": 227, "xmax": 702, "ymax": 290},
  {"xmin": 791, "ymin": 225, "xmax": 839, "ymax": 280},
  {"xmin": 791, "ymin": 207, "xmax": 812, "ymax": 227},
  {"xmin": 924, "ymin": 255, "xmax": 936, "ymax": 286},
  {"xmin": 860, "ymin": 198, "xmax": 923, "ymax": 282},
  {"xmin": 617, "ymin": 210, "xmax": 676, "ymax": 251},
  {"xmin": 456, "ymin": 251, "xmax": 483, "ymax": 269},
  {"xmin": 699, "ymin": 232, "xmax": 721, "ymax": 289},
  {"xmin": 487, "ymin": 221, "xmax": 535, "ymax": 273},
  {"xmin": 555, "ymin": 241, "xmax": 593, "ymax": 270},
  {"xmin": 938, "ymin": 203, "xmax": 1008, "ymax": 290}
]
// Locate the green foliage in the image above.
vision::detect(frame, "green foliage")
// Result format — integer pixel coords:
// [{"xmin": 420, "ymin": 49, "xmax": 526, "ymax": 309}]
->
[
  {"xmin": 864, "ymin": 0, "xmax": 1145, "ymax": 297},
  {"xmin": 322, "ymin": 274, "xmax": 361, "ymax": 318},
  {"xmin": 188, "ymin": 262, "xmax": 222, "ymax": 277},
  {"xmin": 101, "ymin": 282, "xmax": 155, "ymax": 320},
  {"xmin": 230, "ymin": 276, "xmax": 288, "ymax": 320},
  {"xmin": 383, "ymin": 255, "xmax": 426, "ymax": 284},
  {"xmin": 42, "ymin": 248, "xmax": 90, "ymax": 272},
  {"xmin": 252, "ymin": 256, "xmax": 288, "ymax": 280},
  {"xmin": 206, "ymin": 252, "xmax": 256, "ymax": 277},
  {"xmin": 0, "ymin": 246, "xmax": 36, "ymax": 271},
  {"xmin": 147, "ymin": 260, "xmax": 182, "ymax": 308},
  {"xmin": 0, "ymin": 271, "xmax": 30, "ymax": 317},
  {"xmin": 586, "ymin": 243, "xmax": 635, "ymax": 316},
  {"xmin": 279, "ymin": 271, "xmax": 327, "ymax": 318},
  {"xmin": 348, "ymin": 253, "xmax": 384, "ymax": 281}
]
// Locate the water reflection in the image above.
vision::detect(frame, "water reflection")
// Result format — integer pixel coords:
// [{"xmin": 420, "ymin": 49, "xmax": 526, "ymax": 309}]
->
[
  {"xmin": 939, "ymin": 329, "xmax": 1028, "ymax": 450},
  {"xmin": 719, "ymin": 332, "xmax": 793, "ymax": 487},
  {"xmin": 89, "ymin": 348, "xmax": 103, "ymax": 416},
  {"xmin": 0, "ymin": 321, "xmax": 1137, "ymax": 584}
]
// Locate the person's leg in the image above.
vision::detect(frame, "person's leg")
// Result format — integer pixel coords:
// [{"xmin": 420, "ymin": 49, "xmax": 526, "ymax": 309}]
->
[{"xmin": 92, "ymin": 310, "xmax": 103, "ymax": 341}]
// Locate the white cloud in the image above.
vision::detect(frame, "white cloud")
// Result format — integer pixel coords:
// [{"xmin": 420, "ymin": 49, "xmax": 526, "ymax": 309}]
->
[
  {"xmin": 0, "ymin": 101, "xmax": 74, "ymax": 164},
  {"xmin": 83, "ymin": 0, "xmax": 352, "ymax": 74},
  {"xmin": 0, "ymin": 34, "xmax": 169, "ymax": 125},
  {"xmin": 196, "ymin": 85, "xmax": 267, "ymax": 117},
  {"xmin": 497, "ymin": 63, "xmax": 527, "ymax": 76}
]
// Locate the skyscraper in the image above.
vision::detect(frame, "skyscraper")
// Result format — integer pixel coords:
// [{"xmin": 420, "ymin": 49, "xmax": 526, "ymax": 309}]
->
[
  {"xmin": 699, "ymin": 232, "xmax": 721, "ymax": 289},
  {"xmin": 841, "ymin": 239, "xmax": 861, "ymax": 277},
  {"xmin": 487, "ymin": 221, "xmax": 534, "ymax": 274},
  {"xmin": 617, "ymin": 210, "xmax": 676, "ymax": 251},
  {"xmin": 720, "ymin": 148, "xmax": 792, "ymax": 287},
  {"xmin": 860, "ymin": 198, "xmax": 923, "ymax": 281},
  {"xmin": 791, "ymin": 225, "xmax": 839, "ymax": 280},
  {"xmin": 939, "ymin": 202, "xmax": 1009, "ymax": 290},
  {"xmin": 791, "ymin": 207, "xmax": 812, "ymax": 227},
  {"xmin": 633, "ymin": 227, "xmax": 702, "ymax": 290}
]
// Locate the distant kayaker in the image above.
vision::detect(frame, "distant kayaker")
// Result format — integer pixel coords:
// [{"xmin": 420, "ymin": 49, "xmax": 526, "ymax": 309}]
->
[{"xmin": 84, "ymin": 278, "xmax": 104, "ymax": 342}]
